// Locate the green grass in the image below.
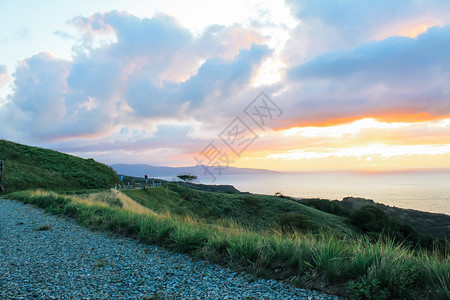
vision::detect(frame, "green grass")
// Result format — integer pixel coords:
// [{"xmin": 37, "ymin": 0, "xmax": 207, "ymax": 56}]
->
[
  {"xmin": 0, "ymin": 139, "xmax": 118, "ymax": 192},
  {"xmin": 124, "ymin": 184, "xmax": 353, "ymax": 235},
  {"xmin": 33, "ymin": 224, "xmax": 52, "ymax": 231},
  {"xmin": 7, "ymin": 189, "xmax": 450, "ymax": 299}
]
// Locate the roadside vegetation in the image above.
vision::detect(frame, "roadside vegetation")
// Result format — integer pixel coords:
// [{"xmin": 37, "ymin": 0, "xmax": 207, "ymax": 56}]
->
[{"xmin": 7, "ymin": 187, "xmax": 449, "ymax": 299}]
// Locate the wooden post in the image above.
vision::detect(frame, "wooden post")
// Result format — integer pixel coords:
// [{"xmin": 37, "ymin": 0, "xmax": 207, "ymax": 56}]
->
[{"xmin": 0, "ymin": 160, "xmax": 4, "ymax": 192}]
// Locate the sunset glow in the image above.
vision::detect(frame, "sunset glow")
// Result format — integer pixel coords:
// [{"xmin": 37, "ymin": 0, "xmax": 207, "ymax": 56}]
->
[
  {"xmin": 282, "ymin": 118, "xmax": 410, "ymax": 138},
  {"xmin": 225, "ymin": 116, "xmax": 450, "ymax": 171}
]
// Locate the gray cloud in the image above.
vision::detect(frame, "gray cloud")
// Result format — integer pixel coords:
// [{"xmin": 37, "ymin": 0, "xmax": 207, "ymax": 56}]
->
[
  {"xmin": 290, "ymin": 26, "xmax": 450, "ymax": 83},
  {"xmin": 287, "ymin": 0, "xmax": 411, "ymax": 30},
  {"xmin": 277, "ymin": 26, "xmax": 450, "ymax": 126},
  {"xmin": 283, "ymin": 0, "xmax": 450, "ymax": 64}
]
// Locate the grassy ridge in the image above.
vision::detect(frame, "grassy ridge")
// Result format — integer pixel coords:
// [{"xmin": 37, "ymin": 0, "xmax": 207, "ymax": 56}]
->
[
  {"xmin": 123, "ymin": 184, "xmax": 353, "ymax": 234},
  {"xmin": 0, "ymin": 140, "xmax": 118, "ymax": 192},
  {"xmin": 7, "ymin": 189, "xmax": 450, "ymax": 299}
]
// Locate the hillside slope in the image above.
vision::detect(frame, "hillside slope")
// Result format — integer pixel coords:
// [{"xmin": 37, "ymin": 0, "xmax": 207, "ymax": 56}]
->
[
  {"xmin": 123, "ymin": 183, "xmax": 354, "ymax": 235},
  {"xmin": 0, "ymin": 140, "xmax": 118, "ymax": 192}
]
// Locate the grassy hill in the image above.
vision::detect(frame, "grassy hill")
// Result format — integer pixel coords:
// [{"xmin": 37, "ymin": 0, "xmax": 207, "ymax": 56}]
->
[
  {"xmin": 0, "ymin": 140, "xmax": 118, "ymax": 192},
  {"xmin": 123, "ymin": 184, "xmax": 353, "ymax": 235}
]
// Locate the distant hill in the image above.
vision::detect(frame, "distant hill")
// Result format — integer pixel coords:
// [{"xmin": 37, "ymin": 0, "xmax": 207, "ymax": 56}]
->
[
  {"xmin": 110, "ymin": 163, "xmax": 277, "ymax": 178},
  {"xmin": 0, "ymin": 140, "xmax": 118, "ymax": 192}
]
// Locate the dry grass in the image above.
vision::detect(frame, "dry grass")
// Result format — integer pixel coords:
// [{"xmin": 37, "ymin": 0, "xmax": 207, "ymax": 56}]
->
[
  {"xmin": 114, "ymin": 190, "xmax": 157, "ymax": 216},
  {"xmin": 30, "ymin": 189, "xmax": 156, "ymax": 216}
]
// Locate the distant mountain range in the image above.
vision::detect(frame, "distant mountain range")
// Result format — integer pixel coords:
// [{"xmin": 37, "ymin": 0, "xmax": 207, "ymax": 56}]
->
[{"xmin": 110, "ymin": 164, "xmax": 277, "ymax": 178}]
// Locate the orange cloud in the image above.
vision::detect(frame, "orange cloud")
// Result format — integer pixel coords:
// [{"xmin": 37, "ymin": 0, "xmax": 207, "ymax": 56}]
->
[
  {"xmin": 399, "ymin": 23, "xmax": 433, "ymax": 38},
  {"xmin": 373, "ymin": 111, "xmax": 449, "ymax": 123},
  {"xmin": 276, "ymin": 111, "xmax": 450, "ymax": 130},
  {"xmin": 374, "ymin": 22, "xmax": 435, "ymax": 40}
]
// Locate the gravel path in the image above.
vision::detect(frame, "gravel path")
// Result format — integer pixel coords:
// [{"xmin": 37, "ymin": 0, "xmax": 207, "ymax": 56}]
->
[{"xmin": 0, "ymin": 198, "xmax": 343, "ymax": 299}]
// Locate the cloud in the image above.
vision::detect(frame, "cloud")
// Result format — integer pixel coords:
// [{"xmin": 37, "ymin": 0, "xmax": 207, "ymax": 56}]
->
[
  {"xmin": 4, "ymin": 4, "xmax": 449, "ymax": 168},
  {"xmin": 287, "ymin": 0, "xmax": 412, "ymax": 31},
  {"xmin": 47, "ymin": 122, "xmax": 208, "ymax": 166},
  {"xmin": 276, "ymin": 26, "xmax": 450, "ymax": 127},
  {"xmin": 2, "ymin": 53, "xmax": 71, "ymax": 138},
  {"xmin": 266, "ymin": 144, "xmax": 450, "ymax": 160},
  {"xmin": 123, "ymin": 43, "xmax": 271, "ymax": 132},
  {"xmin": 282, "ymin": 0, "xmax": 450, "ymax": 64},
  {"xmin": 53, "ymin": 30, "xmax": 75, "ymax": 40},
  {"xmin": 0, "ymin": 11, "xmax": 270, "ymax": 151},
  {"xmin": 182, "ymin": 45, "xmax": 271, "ymax": 104},
  {"xmin": 0, "ymin": 65, "xmax": 11, "ymax": 89},
  {"xmin": 289, "ymin": 26, "xmax": 450, "ymax": 83}
]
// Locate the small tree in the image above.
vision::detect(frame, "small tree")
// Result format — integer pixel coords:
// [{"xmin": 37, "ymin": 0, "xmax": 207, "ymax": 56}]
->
[{"xmin": 177, "ymin": 174, "xmax": 197, "ymax": 182}]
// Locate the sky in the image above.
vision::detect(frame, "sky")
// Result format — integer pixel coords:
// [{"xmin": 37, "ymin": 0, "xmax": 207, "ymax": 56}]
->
[{"xmin": 1, "ymin": 0, "xmax": 450, "ymax": 172}]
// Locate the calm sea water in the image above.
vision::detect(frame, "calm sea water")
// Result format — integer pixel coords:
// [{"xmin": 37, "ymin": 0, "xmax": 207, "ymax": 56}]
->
[{"xmin": 195, "ymin": 170, "xmax": 450, "ymax": 215}]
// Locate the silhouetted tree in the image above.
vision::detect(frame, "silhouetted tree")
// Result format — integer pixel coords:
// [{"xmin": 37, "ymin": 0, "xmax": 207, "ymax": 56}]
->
[{"xmin": 177, "ymin": 174, "xmax": 197, "ymax": 182}]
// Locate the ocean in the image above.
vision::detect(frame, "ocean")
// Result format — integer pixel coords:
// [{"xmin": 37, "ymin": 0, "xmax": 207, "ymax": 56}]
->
[{"xmin": 196, "ymin": 170, "xmax": 450, "ymax": 215}]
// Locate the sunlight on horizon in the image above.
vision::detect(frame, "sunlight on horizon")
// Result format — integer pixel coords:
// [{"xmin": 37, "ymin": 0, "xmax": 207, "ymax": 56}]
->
[
  {"xmin": 266, "ymin": 143, "xmax": 450, "ymax": 160},
  {"xmin": 282, "ymin": 118, "xmax": 412, "ymax": 138}
]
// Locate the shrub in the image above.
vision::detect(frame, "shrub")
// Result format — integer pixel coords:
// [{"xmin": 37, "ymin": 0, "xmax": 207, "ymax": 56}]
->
[
  {"xmin": 275, "ymin": 213, "xmax": 319, "ymax": 233},
  {"xmin": 349, "ymin": 205, "xmax": 444, "ymax": 251},
  {"xmin": 349, "ymin": 277, "xmax": 390, "ymax": 300},
  {"xmin": 301, "ymin": 199, "xmax": 351, "ymax": 217},
  {"xmin": 242, "ymin": 196, "xmax": 260, "ymax": 208},
  {"xmin": 350, "ymin": 206, "xmax": 402, "ymax": 234},
  {"xmin": 350, "ymin": 206, "xmax": 377, "ymax": 229}
]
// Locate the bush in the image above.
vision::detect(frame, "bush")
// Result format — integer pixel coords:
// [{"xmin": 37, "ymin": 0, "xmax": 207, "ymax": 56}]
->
[
  {"xmin": 301, "ymin": 199, "xmax": 351, "ymax": 217},
  {"xmin": 242, "ymin": 196, "xmax": 261, "ymax": 209},
  {"xmin": 349, "ymin": 205, "xmax": 444, "ymax": 251},
  {"xmin": 350, "ymin": 207, "xmax": 377, "ymax": 229},
  {"xmin": 349, "ymin": 277, "xmax": 390, "ymax": 300},
  {"xmin": 350, "ymin": 206, "xmax": 399, "ymax": 233},
  {"xmin": 275, "ymin": 213, "xmax": 319, "ymax": 233}
]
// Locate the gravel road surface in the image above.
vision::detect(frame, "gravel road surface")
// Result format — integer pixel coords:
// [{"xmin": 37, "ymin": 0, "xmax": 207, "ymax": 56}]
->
[{"xmin": 0, "ymin": 198, "xmax": 343, "ymax": 299}]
